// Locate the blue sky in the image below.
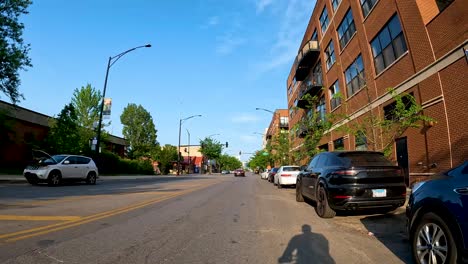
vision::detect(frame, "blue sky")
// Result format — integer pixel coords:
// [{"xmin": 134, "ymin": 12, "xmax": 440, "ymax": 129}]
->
[{"xmin": 14, "ymin": 0, "xmax": 315, "ymax": 162}]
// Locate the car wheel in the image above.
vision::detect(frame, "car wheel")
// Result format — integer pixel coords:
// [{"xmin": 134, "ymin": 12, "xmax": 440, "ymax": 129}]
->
[
  {"xmin": 277, "ymin": 180, "xmax": 282, "ymax": 189},
  {"xmin": 296, "ymin": 182, "xmax": 304, "ymax": 202},
  {"xmin": 47, "ymin": 171, "xmax": 61, "ymax": 186},
  {"xmin": 86, "ymin": 172, "xmax": 97, "ymax": 185},
  {"xmin": 315, "ymin": 186, "xmax": 336, "ymax": 218},
  {"xmin": 412, "ymin": 212, "xmax": 457, "ymax": 264}
]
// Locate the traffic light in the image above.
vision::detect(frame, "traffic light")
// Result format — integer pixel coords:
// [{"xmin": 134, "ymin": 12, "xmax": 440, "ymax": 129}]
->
[
  {"xmin": 225, "ymin": 142, "xmax": 228, "ymax": 148},
  {"xmin": 239, "ymin": 151, "xmax": 242, "ymax": 155},
  {"xmin": 184, "ymin": 147, "xmax": 188, "ymax": 152}
]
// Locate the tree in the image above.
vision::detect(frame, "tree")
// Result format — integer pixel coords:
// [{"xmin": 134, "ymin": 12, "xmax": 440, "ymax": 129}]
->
[
  {"xmin": 120, "ymin": 103, "xmax": 158, "ymax": 159},
  {"xmin": 153, "ymin": 144, "xmax": 178, "ymax": 175},
  {"xmin": 339, "ymin": 89, "xmax": 434, "ymax": 157},
  {"xmin": 0, "ymin": 0, "xmax": 33, "ymax": 104},
  {"xmin": 45, "ymin": 103, "xmax": 81, "ymax": 154},
  {"xmin": 218, "ymin": 154, "xmax": 242, "ymax": 171},
  {"xmin": 71, "ymin": 84, "xmax": 103, "ymax": 152},
  {"xmin": 292, "ymin": 93, "xmax": 336, "ymax": 164},
  {"xmin": 248, "ymin": 150, "xmax": 270, "ymax": 170},
  {"xmin": 199, "ymin": 137, "xmax": 223, "ymax": 174},
  {"xmin": 269, "ymin": 131, "xmax": 291, "ymax": 166}
]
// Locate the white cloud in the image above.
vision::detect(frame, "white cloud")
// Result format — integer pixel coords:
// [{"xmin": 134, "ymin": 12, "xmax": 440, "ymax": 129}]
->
[
  {"xmin": 216, "ymin": 34, "xmax": 247, "ymax": 55},
  {"xmin": 253, "ymin": 0, "xmax": 315, "ymax": 75},
  {"xmin": 231, "ymin": 113, "xmax": 260, "ymax": 123},
  {"xmin": 256, "ymin": 0, "xmax": 274, "ymax": 13}
]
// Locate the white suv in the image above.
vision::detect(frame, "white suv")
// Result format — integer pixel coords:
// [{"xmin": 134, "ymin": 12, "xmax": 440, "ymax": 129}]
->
[{"xmin": 24, "ymin": 151, "xmax": 99, "ymax": 186}]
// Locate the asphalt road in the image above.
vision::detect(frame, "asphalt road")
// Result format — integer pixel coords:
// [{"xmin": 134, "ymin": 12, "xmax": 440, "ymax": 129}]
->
[{"xmin": 0, "ymin": 173, "xmax": 412, "ymax": 264}]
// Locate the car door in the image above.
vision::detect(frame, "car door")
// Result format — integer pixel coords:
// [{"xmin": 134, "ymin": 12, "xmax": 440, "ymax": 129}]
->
[
  {"xmin": 302, "ymin": 155, "xmax": 321, "ymax": 198},
  {"xmin": 76, "ymin": 156, "xmax": 91, "ymax": 179},
  {"xmin": 60, "ymin": 156, "xmax": 77, "ymax": 179},
  {"xmin": 310, "ymin": 154, "xmax": 328, "ymax": 199}
]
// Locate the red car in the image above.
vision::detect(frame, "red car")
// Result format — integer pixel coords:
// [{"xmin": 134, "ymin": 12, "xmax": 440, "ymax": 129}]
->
[{"xmin": 234, "ymin": 169, "xmax": 245, "ymax": 177}]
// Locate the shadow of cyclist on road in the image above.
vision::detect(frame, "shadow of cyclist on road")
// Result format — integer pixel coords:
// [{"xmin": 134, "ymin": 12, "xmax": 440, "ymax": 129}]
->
[{"xmin": 278, "ymin": 224, "xmax": 335, "ymax": 264}]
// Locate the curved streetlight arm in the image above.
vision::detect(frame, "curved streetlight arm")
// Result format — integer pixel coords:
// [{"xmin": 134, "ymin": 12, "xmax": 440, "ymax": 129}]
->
[
  {"xmin": 181, "ymin": 114, "xmax": 202, "ymax": 123},
  {"xmin": 178, "ymin": 114, "xmax": 202, "ymax": 175},
  {"xmin": 109, "ymin": 44, "xmax": 152, "ymax": 68},
  {"xmin": 255, "ymin": 107, "xmax": 275, "ymax": 114}
]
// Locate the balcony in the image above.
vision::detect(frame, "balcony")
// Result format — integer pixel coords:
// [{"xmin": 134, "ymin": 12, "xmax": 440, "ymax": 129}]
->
[
  {"xmin": 296, "ymin": 73, "xmax": 323, "ymax": 109},
  {"xmin": 297, "ymin": 125, "xmax": 308, "ymax": 138},
  {"xmin": 294, "ymin": 40, "xmax": 320, "ymax": 81}
]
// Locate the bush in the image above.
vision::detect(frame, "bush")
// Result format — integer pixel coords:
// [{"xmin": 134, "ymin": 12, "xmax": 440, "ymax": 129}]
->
[{"xmin": 91, "ymin": 151, "xmax": 154, "ymax": 175}]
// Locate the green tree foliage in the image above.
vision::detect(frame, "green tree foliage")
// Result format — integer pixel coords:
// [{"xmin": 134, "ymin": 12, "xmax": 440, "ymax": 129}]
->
[
  {"xmin": 199, "ymin": 137, "xmax": 223, "ymax": 174},
  {"xmin": 218, "ymin": 154, "xmax": 242, "ymax": 171},
  {"xmin": 71, "ymin": 84, "xmax": 103, "ymax": 152},
  {"xmin": 0, "ymin": 0, "xmax": 32, "ymax": 103},
  {"xmin": 152, "ymin": 144, "xmax": 178, "ymax": 175},
  {"xmin": 120, "ymin": 103, "xmax": 158, "ymax": 159},
  {"xmin": 45, "ymin": 103, "xmax": 81, "ymax": 154},
  {"xmin": 248, "ymin": 150, "xmax": 270, "ymax": 170},
  {"xmin": 270, "ymin": 131, "xmax": 291, "ymax": 166},
  {"xmin": 292, "ymin": 93, "xmax": 335, "ymax": 163},
  {"xmin": 340, "ymin": 89, "xmax": 434, "ymax": 157}
]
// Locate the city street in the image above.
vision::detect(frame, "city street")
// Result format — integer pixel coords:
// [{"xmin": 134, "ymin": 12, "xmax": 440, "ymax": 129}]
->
[{"xmin": 0, "ymin": 173, "xmax": 412, "ymax": 264}]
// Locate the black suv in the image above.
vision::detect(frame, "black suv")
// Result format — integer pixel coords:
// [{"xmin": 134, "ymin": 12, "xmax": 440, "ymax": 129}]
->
[{"xmin": 296, "ymin": 151, "xmax": 406, "ymax": 218}]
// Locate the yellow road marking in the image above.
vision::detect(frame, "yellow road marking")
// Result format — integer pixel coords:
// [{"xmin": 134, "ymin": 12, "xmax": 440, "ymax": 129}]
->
[
  {"xmin": 0, "ymin": 215, "xmax": 81, "ymax": 221},
  {"xmin": 0, "ymin": 180, "xmax": 223, "ymax": 242}
]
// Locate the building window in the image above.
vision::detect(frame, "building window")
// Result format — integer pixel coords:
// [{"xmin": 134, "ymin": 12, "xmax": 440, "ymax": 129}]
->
[
  {"xmin": 383, "ymin": 92, "xmax": 414, "ymax": 120},
  {"xmin": 319, "ymin": 143, "xmax": 329, "ymax": 152},
  {"xmin": 316, "ymin": 96, "xmax": 326, "ymax": 121},
  {"xmin": 280, "ymin": 116, "xmax": 289, "ymax": 128},
  {"xmin": 334, "ymin": 138, "xmax": 344, "ymax": 150},
  {"xmin": 325, "ymin": 40, "xmax": 335, "ymax": 70},
  {"xmin": 337, "ymin": 9, "xmax": 356, "ymax": 49},
  {"xmin": 331, "ymin": 0, "xmax": 342, "ymax": 11},
  {"xmin": 370, "ymin": 15, "xmax": 408, "ymax": 75},
  {"xmin": 311, "ymin": 30, "xmax": 318, "ymax": 41},
  {"xmin": 436, "ymin": 0, "xmax": 454, "ymax": 11},
  {"xmin": 360, "ymin": 0, "xmax": 378, "ymax": 17},
  {"xmin": 355, "ymin": 131, "xmax": 367, "ymax": 150},
  {"xmin": 329, "ymin": 81, "xmax": 341, "ymax": 110},
  {"xmin": 289, "ymin": 108, "xmax": 294, "ymax": 118},
  {"xmin": 345, "ymin": 54, "xmax": 365, "ymax": 97},
  {"xmin": 288, "ymin": 85, "xmax": 292, "ymax": 96},
  {"xmin": 320, "ymin": 7, "xmax": 329, "ymax": 33}
]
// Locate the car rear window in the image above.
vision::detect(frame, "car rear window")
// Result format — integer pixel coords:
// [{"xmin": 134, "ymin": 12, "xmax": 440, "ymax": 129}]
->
[
  {"xmin": 338, "ymin": 152, "xmax": 393, "ymax": 167},
  {"xmin": 283, "ymin": 166, "xmax": 300, "ymax": 171},
  {"xmin": 272, "ymin": 168, "xmax": 279, "ymax": 172}
]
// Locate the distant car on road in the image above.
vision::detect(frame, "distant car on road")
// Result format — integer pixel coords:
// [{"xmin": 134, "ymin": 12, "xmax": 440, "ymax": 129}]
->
[
  {"xmin": 234, "ymin": 169, "xmax": 245, "ymax": 177},
  {"xmin": 24, "ymin": 151, "xmax": 99, "ymax": 186},
  {"xmin": 407, "ymin": 161, "xmax": 468, "ymax": 264},
  {"xmin": 268, "ymin": 168, "xmax": 279, "ymax": 183},
  {"xmin": 296, "ymin": 151, "xmax": 406, "ymax": 218},
  {"xmin": 274, "ymin": 166, "xmax": 301, "ymax": 188},
  {"xmin": 221, "ymin": 170, "xmax": 230, "ymax": 174}
]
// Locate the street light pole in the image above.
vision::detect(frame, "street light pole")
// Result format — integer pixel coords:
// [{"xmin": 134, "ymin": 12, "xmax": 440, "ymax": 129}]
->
[
  {"xmin": 96, "ymin": 44, "xmax": 151, "ymax": 154},
  {"xmin": 177, "ymin": 114, "xmax": 202, "ymax": 175},
  {"xmin": 186, "ymin": 129, "xmax": 190, "ymax": 174}
]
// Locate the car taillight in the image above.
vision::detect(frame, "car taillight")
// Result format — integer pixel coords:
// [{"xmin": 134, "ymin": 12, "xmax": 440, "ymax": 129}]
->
[
  {"xmin": 333, "ymin": 170, "xmax": 357, "ymax": 176},
  {"xmin": 281, "ymin": 174, "xmax": 291, "ymax": 177},
  {"xmin": 334, "ymin": 195, "xmax": 352, "ymax": 199}
]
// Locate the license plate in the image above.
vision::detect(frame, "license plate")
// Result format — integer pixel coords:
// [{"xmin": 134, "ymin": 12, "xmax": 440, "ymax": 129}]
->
[{"xmin": 372, "ymin": 189, "xmax": 387, "ymax": 197}]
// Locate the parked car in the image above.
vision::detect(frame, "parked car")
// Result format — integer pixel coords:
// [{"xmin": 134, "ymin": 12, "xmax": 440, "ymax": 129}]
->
[
  {"xmin": 23, "ymin": 151, "xmax": 99, "ymax": 186},
  {"xmin": 234, "ymin": 169, "xmax": 245, "ymax": 177},
  {"xmin": 274, "ymin": 166, "xmax": 301, "ymax": 188},
  {"xmin": 268, "ymin": 167, "xmax": 279, "ymax": 183},
  {"xmin": 221, "ymin": 170, "xmax": 230, "ymax": 174},
  {"xmin": 296, "ymin": 151, "xmax": 406, "ymax": 218},
  {"xmin": 406, "ymin": 161, "xmax": 468, "ymax": 264},
  {"xmin": 261, "ymin": 169, "xmax": 270, "ymax": 180}
]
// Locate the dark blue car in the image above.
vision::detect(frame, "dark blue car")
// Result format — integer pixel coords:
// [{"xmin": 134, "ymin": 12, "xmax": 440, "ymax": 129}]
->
[{"xmin": 407, "ymin": 161, "xmax": 468, "ymax": 264}]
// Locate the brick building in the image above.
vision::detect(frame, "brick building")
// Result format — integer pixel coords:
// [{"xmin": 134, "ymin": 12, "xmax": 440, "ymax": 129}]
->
[
  {"xmin": 263, "ymin": 109, "xmax": 290, "ymax": 167},
  {"xmin": 286, "ymin": 0, "xmax": 467, "ymax": 185},
  {"xmin": 0, "ymin": 100, "xmax": 127, "ymax": 170}
]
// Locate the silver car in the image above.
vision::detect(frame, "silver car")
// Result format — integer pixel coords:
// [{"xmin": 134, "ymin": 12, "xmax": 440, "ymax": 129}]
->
[{"xmin": 24, "ymin": 151, "xmax": 99, "ymax": 186}]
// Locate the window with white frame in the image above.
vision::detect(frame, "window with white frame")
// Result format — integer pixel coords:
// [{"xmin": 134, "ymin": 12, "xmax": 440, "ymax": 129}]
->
[
  {"xmin": 360, "ymin": 0, "xmax": 378, "ymax": 17},
  {"xmin": 332, "ymin": 0, "xmax": 342, "ymax": 11}
]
